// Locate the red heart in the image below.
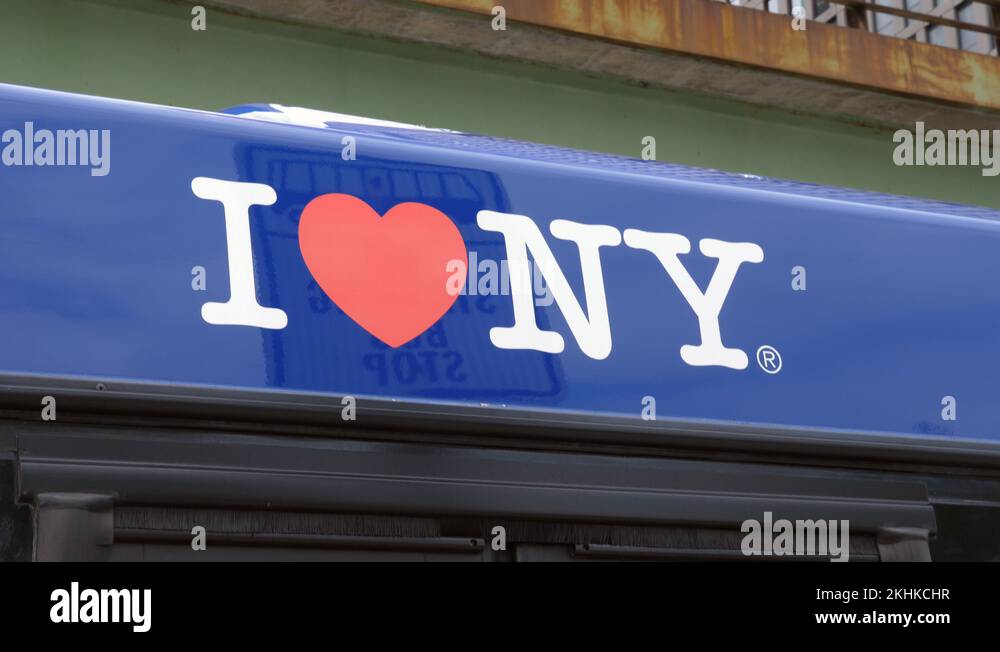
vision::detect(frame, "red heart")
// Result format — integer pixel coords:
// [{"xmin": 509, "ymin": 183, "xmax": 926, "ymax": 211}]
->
[{"xmin": 298, "ymin": 193, "xmax": 467, "ymax": 347}]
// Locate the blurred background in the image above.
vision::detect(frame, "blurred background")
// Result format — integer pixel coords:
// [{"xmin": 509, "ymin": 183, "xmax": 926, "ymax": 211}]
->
[{"xmin": 2, "ymin": 0, "xmax": 997, "ymax": 207}]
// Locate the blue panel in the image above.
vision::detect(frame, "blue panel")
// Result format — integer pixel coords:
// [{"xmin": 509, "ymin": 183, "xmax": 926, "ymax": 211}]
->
[{"xmin": 2, "ymin": 84, "xmax": 999, "ymax": 444}]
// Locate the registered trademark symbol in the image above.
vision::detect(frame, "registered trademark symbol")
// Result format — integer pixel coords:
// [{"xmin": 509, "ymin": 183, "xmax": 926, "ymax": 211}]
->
[{"xmin": 756, "ymin": 345, "xmax": 782, "ymax": 374}]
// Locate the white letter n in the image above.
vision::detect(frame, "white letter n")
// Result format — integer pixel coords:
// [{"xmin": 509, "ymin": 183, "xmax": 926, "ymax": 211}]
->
[
  {"xmin": 477, "ymin": 211, "xmax": 621, "ymax": 360},
  {"xmin": 191, "ymin": 177, "xmax": 288, "ymax": 329},
  {"xmin": 623, "ymin": 230, "xmax": 762, "ymax": 369}
]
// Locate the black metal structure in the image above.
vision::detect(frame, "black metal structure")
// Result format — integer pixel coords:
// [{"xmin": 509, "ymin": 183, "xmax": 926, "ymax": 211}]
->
[{"xmin": 2, "ymin": 378, "xmax": 998, "ymax": 561}]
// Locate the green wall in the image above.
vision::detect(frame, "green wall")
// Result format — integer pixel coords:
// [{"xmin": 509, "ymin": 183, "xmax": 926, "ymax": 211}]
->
[{"xmin": 2, "ymin": 0, "xmax": 998, "ymax": 208}]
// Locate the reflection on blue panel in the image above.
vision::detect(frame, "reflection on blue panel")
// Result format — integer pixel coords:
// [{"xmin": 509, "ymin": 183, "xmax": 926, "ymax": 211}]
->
[{"xmin": 1, "ymin": 85, "xmax": 1000, "ymax": 445}]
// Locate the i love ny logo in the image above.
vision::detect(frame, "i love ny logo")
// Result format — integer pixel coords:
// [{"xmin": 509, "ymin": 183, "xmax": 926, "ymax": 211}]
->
[{"xmin": 192, "ymin": 176, "xmax": 766, "ymax": 370}]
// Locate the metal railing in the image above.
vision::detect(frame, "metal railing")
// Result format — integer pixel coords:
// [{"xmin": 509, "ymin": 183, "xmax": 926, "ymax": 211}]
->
[{"xmin": 720, "ymin": 0, "xmax": 999, "ymax": 53}]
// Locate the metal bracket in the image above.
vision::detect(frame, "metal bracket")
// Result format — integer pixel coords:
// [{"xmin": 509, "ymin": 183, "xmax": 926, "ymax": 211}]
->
[
  {"xmin": 877, "ymin": 527, "xmax": 932, "ymax": 562},
  {"xmin": 32, "ymin": 492, "xmax": 114, "ymax": 561}
]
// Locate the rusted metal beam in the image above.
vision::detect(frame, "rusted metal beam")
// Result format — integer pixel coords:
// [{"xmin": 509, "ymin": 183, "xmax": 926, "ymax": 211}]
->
[{"xmin": 413, "ymin": 0, "xmax": 1000, "ymax": 111}]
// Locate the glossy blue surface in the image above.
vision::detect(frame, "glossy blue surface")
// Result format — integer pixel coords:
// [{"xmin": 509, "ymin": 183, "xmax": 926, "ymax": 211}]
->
[{"xmin": 2, "ymin": 84, "xmax": 1000, "ymax": 443}]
